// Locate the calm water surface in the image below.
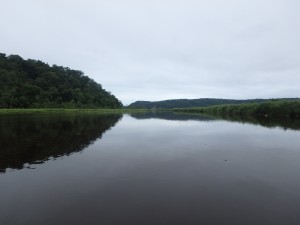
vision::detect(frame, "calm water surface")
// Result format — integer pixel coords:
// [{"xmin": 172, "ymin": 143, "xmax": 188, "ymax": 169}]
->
[{"xmin": 0, "ymin": 112, "xmax": 300, "ymax": 225}]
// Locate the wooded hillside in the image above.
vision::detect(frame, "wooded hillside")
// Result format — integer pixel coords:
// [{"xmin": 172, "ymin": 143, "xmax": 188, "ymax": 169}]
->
[{"xmin": 0, "ymin": 53, "xmax": 122, "ymax": 108}]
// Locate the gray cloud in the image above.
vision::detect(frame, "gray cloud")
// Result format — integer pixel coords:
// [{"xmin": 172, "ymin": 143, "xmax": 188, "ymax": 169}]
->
[{"xmin": 1, "ymin": 0, "xmax": 299, "ymax": 104}]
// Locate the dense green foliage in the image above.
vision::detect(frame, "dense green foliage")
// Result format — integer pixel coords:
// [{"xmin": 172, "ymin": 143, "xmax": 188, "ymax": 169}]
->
[
  {"xmin": 0, "ymin": 53, "xmax": 122, "ymax": 108},
  {"xmin": 174, "ymin": 100, "xmax": 300, "ymax": 119},
  {"xmin": 127, "ymin": 98, "xmax": 298, "ymax": 109}
]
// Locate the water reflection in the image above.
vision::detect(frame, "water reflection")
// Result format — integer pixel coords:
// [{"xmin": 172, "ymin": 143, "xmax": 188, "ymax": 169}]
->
[
  {"xmin": 193, "ymin": 113, "xmax": 300, "ymax": 131},
  {"xmin": 131, "ymin": 111, "xmax": 300, "ymax": 130},
  {"xmin": 130, "ymin": 111, "xmax": 214, "ymax": 121},
  {"xmin": 1, "ymin": 113, "xmax": 300, "ymax": 225},
  {"xmin": 0, "ymin": 114, "xmax": 122, "ymax": 173}
]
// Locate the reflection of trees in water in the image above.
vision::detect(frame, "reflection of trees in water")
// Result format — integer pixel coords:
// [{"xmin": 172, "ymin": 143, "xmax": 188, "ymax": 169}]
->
[
  {"xmin": 130, "ymin": 111, "xmax": 300, "ymax": 131},
  {"xmin": 130, "ymin": 111, "xmax": 214, "ymax": 121},
  {"xmin": 0, "ymin": 114, "xmax": 122, "ymax": 173},
  {"xmin": 200, "ymin": 113, "xmax": 300, "ymax": 131}
]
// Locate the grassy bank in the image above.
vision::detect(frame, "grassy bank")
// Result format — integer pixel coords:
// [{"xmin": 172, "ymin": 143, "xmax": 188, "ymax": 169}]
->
[
  {"xmin": 0, "ymin": 108, "xmax": 150, "ymax": 115},
  {"xmin": 174, "ymin": 100, "xmax": 300, "ymax": 119}
]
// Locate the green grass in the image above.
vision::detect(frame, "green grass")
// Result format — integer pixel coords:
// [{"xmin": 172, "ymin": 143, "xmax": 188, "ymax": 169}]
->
[
  {"xmin": 174, "ymin": 100, "xmax": 300, "ymax": 119},
  {"xmin": 0, "ymin": 108, "xmax": 150, "ymax": 115},
  {"xmin": 174, "ymin": 100, "xmax": 300, "ymax": 130}
]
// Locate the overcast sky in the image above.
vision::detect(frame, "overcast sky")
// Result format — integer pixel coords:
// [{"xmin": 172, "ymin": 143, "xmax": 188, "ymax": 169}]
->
[{"xmin": 1, "ymin": 0, "xmax": 299, "ymax": 105}]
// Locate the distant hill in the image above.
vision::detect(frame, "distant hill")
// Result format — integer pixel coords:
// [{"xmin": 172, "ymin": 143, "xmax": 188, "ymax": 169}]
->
[
  {"xmin": 128, "ymin": 98, "xmax": 299, "ymax": 109},
  {"xmin": 0, "ymin": 53, "xmax": 122, "ymax": 108}
]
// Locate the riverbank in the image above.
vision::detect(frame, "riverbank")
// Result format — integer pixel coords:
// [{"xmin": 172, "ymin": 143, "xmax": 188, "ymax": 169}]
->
[
  {"xmin": 0, "ymin": 108, "xmax": 150, "ymax": 115},
  {"xmin": 174, "ymin": 100, "xmax": 300, "ymax": 119}
]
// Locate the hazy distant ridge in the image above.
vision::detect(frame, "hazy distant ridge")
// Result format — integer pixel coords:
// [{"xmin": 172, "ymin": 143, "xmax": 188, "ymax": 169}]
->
[{"xmin": 128, "ymin": 98, "xmax": 299, "ymax": 109}]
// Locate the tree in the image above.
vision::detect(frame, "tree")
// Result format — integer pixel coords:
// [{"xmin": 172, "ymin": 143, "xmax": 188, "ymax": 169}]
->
[{"xmin": 0, "ymin": 53, "xmax": 123, "ymax": 108}]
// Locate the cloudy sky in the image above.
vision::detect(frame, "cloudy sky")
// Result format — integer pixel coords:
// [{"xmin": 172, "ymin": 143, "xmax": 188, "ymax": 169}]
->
[{"xmin": 1, "ymin": 0, "xmax": 299, "ymax": 105}]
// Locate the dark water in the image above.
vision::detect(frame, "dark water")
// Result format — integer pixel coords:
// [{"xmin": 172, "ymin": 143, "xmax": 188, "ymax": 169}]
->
[{"xmin": 1, "ymin": 112, "xmax": 300, "ymax": 225}]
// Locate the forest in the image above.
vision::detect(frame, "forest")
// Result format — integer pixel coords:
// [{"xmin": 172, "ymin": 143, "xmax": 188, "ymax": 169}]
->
[{"xmin": 0, "ymin": 53, "xmax": 122, "ymax": 108}]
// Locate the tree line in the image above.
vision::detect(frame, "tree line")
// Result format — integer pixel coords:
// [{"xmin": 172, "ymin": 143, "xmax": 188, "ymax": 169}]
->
[
  {"xmin": 0, "ymin": 53, "xmax": 122, "ymax": 108},
  {"xmin": 174, "ymin": 100, "xmax": 300, "ymax": 120},
  {"xmin": 127, "ymin": 98, "xmax": 294, "ymax": 109}
]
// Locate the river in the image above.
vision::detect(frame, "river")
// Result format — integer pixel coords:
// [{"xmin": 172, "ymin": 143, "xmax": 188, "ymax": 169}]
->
[{"xmin": 0, "ymin": 112, "xmax": 300, "ymax": 225}]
